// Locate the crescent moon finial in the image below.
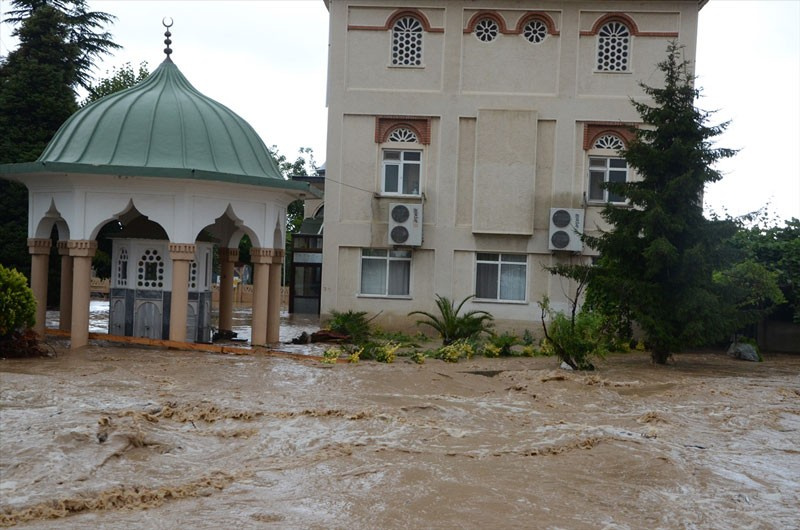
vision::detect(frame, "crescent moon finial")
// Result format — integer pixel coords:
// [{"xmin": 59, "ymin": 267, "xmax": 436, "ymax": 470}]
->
[{"xmin": 162, "ymin": 17, "xmax": 173, "ymax": 28}]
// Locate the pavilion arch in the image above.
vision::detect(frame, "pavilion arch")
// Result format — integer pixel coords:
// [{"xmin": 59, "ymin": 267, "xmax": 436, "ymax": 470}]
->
[
  {"xmin": 34, "ymin": 200, "xmax": 70, "ymax": 240},
  {"xmin": 90, "ymin": 202, "xmax": 169, "ymax": 242},
  {"xmin": 229, "ymin": 226, "xmax": 260, "ymax": 249}
]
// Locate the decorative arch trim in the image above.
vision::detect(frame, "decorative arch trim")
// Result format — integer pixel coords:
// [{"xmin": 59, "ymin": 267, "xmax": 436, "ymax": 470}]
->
[
  {"xmin": 515, "ymin": 12, "xmax": 560, "ymax": 36},
  {"xmin": 464, "ymin": 11, "xmax": 509, "ymax": 34},
  {"xmin": 348, "ymin": 9, "xmax": 444, "ymax": 33},
  {"xmin": 583, "ymin": 122, "xmax": 637, "ymax": 150},
  {"xmin": 580, "ymin": 12, "xmax": 678, "ymax": 37},
  {"xmin": 375, "ymin": 116, "xmax": 432, "ymax": 145}
]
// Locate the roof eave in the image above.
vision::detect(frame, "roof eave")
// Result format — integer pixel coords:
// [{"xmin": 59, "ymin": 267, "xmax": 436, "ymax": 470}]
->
[{"xmin": 0, "ymin": 162, "xmax": 323, "ymax": 199}]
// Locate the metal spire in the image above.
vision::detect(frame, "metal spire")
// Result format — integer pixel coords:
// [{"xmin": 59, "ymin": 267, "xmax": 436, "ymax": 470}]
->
[{"xmin": 163, "ymin": 17, "xmax": 173, "ymax": 57}]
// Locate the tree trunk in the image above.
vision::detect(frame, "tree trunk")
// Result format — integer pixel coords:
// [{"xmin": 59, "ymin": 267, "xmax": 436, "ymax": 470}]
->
[{"xmin": 651, "ymin": 349, "xmax": 671, "ymax": 364}]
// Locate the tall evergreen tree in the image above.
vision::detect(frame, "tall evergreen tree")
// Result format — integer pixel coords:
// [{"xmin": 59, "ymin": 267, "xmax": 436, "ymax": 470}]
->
[
  {"xmin": 4, "ymin": 0, "xmax": 120, "ymax": 90},
  {"xmin": 0, "ymin": 1, "xmax": 119, "ymax": 278},
  {"xmin": 586, "ymin": 42, "xmax": 736, "ymax": 364}
]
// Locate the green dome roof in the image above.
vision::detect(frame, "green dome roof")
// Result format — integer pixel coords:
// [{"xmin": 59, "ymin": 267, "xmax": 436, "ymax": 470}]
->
[{"xmin": 38, "ymin": 58, "xmax": 284, "ymax": 181}]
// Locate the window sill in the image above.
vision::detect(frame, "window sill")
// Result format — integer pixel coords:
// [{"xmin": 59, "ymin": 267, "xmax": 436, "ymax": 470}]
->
[
  {"xmin": 586, "ymin": 200, "xmax": 629, "ymax": 207},
  {"xmin": 387, "ymin": 64, "xmax": 425, "ymax": 69},
  {"xmin": 593, "ymin": 69, "xmax": 633, "ymax": 74},
  {"xmin": 375, "ymin": 193, "xmax": 423, "ymax": 200},
  {"xmin": 357, "ymin": 294, "xmax": 413, "ymax": 300},
  {"xmin": 473, "ymin": 298, "xmax": 528, "ymax": 305}
]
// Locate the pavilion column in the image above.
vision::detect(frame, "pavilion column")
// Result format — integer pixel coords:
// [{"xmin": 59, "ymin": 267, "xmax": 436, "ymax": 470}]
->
[
  {"xmin": 57, "ymin": 241, "xmax": 73, "ymax": 331},
  {"xmin": 267, "ymin": 249, "xmax": 284, "ymax": 343},
  {"xmin": 218, "ymin": 247, "xmax": 239, "ymax": 334},
  {"xmin": 250, "ymin": 248, "xmax": 272, "ymax": 346},
  {"xmin": 67, "ymin": 240, "xmax": 97, "ymax": 349},
  {"xmin": 168, "ymin": 243, "xmax": 196, "ymax": 343},
  {"xmin": 27, "ymin": 238, "xmax": 52, "ymax": 337}
]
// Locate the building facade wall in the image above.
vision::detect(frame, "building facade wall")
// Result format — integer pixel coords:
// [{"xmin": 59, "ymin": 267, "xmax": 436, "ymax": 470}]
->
[{"xmin": 321, "ymin": 0, "xmax": 701, "ymax": 332}]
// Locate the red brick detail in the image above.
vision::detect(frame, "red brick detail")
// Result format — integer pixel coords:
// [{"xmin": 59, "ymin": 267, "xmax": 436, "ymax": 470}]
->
[
  {"xmin": 348, "ymin": 8, "xmax": 444, "ymax": 33},
  {"xmin": 514, "ymin": 12, "xmax": 560, "ymax": 36},
  {"xmin": 375, "ymin": 116, "xmax": 432, "ymax": 145},
  {"xmin": 583, "ymin": 122, "xmax": 638, "ymax": 150},
  {"xmin": 464, "ymin": 11, "xmax": 509, "ymax": 34},
  {"xmin": 580, "ymin": 12, "xmax": 678, "ymax": 38}
]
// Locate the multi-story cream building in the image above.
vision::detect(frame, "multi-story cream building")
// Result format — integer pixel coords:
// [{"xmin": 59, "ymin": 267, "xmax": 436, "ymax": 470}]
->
[{"xmin": 319, "ymin": 0, "xmax": 705, "ymax": 331}]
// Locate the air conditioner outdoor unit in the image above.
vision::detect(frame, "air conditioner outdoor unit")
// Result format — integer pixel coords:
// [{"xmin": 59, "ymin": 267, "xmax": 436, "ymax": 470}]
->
[
  {"xmin": 388, "ymin": 203, "xmax": 423, "ymax": 246},
  {"xmin": 548, "ymin": 208, "xmax": 584, "ymax": 252}
]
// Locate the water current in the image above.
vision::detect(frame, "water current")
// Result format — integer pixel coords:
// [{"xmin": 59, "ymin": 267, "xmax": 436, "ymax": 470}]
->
[{"xmin": 1, "ymin": 309, "xmax": 798, "ymax": 528}]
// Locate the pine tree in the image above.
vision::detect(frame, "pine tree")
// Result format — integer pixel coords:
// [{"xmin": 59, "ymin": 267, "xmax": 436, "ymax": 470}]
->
[
  {"xmin": 0, "ymin": 1, "xmax": 119, "ymax": 278},
  {"xmin": 586, "ymin": 42, "xmax": 736, "ymax": 364}
]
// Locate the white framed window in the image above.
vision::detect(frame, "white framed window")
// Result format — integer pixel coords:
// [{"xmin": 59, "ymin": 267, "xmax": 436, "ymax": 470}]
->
[
  {"xmin": 360, "ymin": 249, "xmax": 411, "ymax": 296},
  {"xmin": 475, "ymin": 253, "xmax": 527, "ymax": 302},
  {"xmin": 597, "ymin": 21, "xmax": 630, "ymax": 71},
  {"xmin": 392, "ymin": 16, "xmax": 423, "ymax": 66},
  {"xmin": 588, "ymin": 134, "xmax": 628, "ymax": 203},
  {"xmin": 589, "ymin": 156, "xmax": 628, "ymax": 203},
  {"xmin": 382, "ymin": 149, "xmax": 422, "ymax": 195},
  {"xmin": 474, "ymin": 18, "xmax": 499, "ymax": 42},
  {"xmin": 523, "ymin": 19, "xmax": 548, "ymax": 44}
]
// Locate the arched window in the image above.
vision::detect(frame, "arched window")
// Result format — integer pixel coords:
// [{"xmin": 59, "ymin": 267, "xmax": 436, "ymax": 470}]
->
[
  {"xmin": 597, "ymin": 21, "xmax": 630, "ymax": 71},
  {"xmin": 594, "ymin": 134, "xmax": 625, "ymax": 150},
  {"xmin": 588, "ymin": 134, "xmax": 628, "ymax": 203},
  {"xmin": 388, "ymin": 127, "xmax": 419, "ymax": 143},
  {"xmin": 522, "ymin": 19, "xmax": 548, "ymax": 44},
  {"xmin": 392, "ymin": 16, "xmax": 423, "ymax": 66},
  {"xmin": 474, "ymin": 17, "xmax": 499, "ymax": 42}
]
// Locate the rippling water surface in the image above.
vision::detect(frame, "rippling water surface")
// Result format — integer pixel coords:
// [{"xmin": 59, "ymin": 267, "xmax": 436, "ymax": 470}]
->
[{"xmin": 1, "ymin": 340, "xmax": 798, "ymax": 528}]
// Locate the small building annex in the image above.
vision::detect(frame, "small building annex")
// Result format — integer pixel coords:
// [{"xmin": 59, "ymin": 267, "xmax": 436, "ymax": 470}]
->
[{"xmin": 0, "ymin": 25, "xmax": 318, "ymax": 349}]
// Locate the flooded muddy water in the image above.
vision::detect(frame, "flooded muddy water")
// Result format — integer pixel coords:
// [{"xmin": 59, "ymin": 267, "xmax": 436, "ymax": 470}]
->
[{"xmin": 1, "ymin": 344, "xmax": 798, "ymax": 528}]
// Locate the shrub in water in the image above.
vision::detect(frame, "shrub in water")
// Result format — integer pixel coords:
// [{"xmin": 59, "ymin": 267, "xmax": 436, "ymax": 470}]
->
[
  {"xmin": 539, "ymin": 297, "xmax": 610, "ymax": 370},
  {"xmin": 322, "ymin": 347, "xmax": 342, "ymax": 364},
  {"xmin": 328, "ymin": 310, "xmax": 373, "ymax": 343},
  {"xmin": 487, "ymin": 331, "xmax": 519, "ymax": 356},
  {"xmin": 0, "ymin": 265, "xmax": 36, "ymax": 338},
  {"xmin": 374, "ymin": 342, "xmax": 400, "ymax": 363},
  {"xmin": 482, "ymin": 343, "xmax": 501, "ymax": 358},
  {"xmin": 437, "ymin": 339, "xmax": 474, "ymax": 363}
]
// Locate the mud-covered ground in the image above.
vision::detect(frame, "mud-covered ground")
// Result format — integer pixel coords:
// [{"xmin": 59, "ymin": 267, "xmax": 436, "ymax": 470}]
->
[{"xmin": 1, "ymin": 342, "xmax": 798, "ymax": 529}]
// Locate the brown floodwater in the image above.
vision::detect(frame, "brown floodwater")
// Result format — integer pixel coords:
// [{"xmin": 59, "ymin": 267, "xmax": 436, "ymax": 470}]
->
[{"xmin": 1, "ymin": 340, "xmax": 798, "ymax": 529}]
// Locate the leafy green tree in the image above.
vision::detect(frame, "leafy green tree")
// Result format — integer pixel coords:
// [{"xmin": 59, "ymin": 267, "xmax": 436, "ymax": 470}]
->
[
  {"xmin": 713, "ymin": 259, "xmax": 785, "ymax": 334},
  {"xmin": 268, "ymin": 145, "xmax": 316, "ymax": 233},
  {"xmin": 82, "ymin": 61, "xmax": 149, "ymax": 106},
  {"xmin": 585, "ymin": 42, "xmax": 737, "ymax": 364},
  {"xmin": 727, "ymin": 213, "xmax": 800, "ymax": 323}
]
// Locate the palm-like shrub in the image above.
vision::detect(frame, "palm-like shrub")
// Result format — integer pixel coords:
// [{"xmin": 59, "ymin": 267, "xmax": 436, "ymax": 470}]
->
[
  {"xmin": 327, "ymin": 310, "xmax": 373, "ymax": 343},
  {"xmin": 409, "ymin": 294, "xmax": 493, "ymax": 345}
]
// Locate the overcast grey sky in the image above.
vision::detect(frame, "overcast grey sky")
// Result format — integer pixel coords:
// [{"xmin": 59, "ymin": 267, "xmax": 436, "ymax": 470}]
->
[{"xmin": 2, "ymin": 0, "xmax": 798, "ymax": 222}]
